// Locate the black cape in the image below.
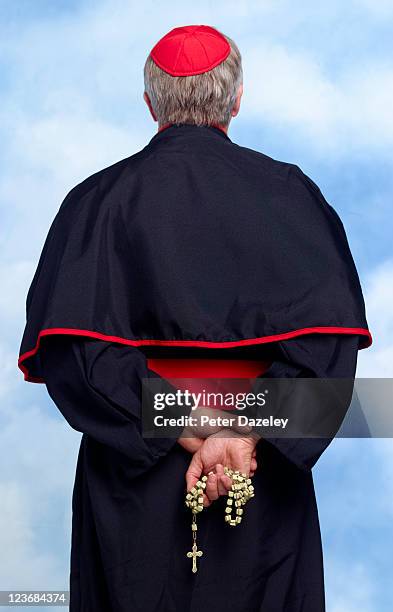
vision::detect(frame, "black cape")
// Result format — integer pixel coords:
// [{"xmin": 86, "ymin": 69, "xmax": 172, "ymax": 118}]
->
[
  {"xmin": 18, "ymin": 124, "xmax": 371, "ymax": 611},
  {"xmin": 18, "ymin": 124, "xmax": 370, "ymax": 381}
]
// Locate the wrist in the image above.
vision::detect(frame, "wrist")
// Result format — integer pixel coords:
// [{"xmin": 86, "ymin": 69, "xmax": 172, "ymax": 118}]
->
[{"xmin": 241, "ymin": 431, "xmax": 261, "ymax": 447}]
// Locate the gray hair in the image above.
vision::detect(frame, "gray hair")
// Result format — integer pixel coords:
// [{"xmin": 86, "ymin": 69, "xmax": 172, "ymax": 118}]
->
[{"xmin": 143, "ymin": 31, "xmax": 243, "ymax": 127}]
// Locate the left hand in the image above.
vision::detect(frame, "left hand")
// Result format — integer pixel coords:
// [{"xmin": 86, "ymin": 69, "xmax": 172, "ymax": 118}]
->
[
  {"xmin": 185, "ymin": 429, "xmax": 260, "ymax": 505},
  {"xmin": 178, "ymin": 406, "xmax": 252, "ymax": 454}
]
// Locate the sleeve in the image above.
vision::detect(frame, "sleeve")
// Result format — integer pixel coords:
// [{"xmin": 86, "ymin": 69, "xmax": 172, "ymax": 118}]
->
[
  {"xmin": 40, "ymin": 335, "xmax": 185, "ymax": 478},
  {"xmin": 258, "ymin": 333, "xmax": 360, "ymax": 472}
]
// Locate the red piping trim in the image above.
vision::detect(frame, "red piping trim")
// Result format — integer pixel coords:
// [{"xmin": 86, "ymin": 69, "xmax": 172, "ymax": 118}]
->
[
  {"xmin": 157, "ymin": 123, "xmax": 172, "ymax": 133},
  {"xmin": 18, "ymin": 326, "xmax": 372, "ymax": 383},
  {"xmin": 211, "ymin": 123, "xmax": 228, "ymax": 135}
]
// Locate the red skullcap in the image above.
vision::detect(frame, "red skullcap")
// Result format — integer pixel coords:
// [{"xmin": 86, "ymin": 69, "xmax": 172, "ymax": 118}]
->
[{"xmin": 150, "ymin": 25, "xmax": 231, "ymax": 77}]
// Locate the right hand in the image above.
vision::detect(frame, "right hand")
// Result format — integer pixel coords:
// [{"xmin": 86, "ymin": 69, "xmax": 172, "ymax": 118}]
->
[{"xmin": 185, "ymin": 429, "xmax": 259, "ymax": 505}]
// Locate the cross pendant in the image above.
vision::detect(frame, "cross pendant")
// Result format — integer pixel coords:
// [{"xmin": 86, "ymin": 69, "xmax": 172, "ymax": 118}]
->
[{"xmin": 186, "ymin": 543, "xmax": 203, "ymax": 573}]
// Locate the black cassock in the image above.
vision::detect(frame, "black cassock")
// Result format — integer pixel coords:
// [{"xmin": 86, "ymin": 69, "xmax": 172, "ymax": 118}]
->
[{"xmin": 18, "ymin": 124, "xmax": 371, "ymax": 611}]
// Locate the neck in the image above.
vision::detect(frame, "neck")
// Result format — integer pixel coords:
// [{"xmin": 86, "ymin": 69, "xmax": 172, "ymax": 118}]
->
[{"xmin": 157, "ymin": 122, "xmax": 229, "ymax": 135}]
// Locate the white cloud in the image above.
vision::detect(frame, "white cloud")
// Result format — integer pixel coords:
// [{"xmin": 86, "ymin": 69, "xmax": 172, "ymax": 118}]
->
[
  {"xmin": 0, "ymin": 261, "xmax": 34, "ymax": 324},
  {"xmin": 375, "ymin": 438, "xmax": 393, "ymax": 516},
  {"xmin": 357, "ymin": 259, "xmax": 393, "ymax": 377},
  {"xmin": 0, "ymin": 400, "xmax": 79, "ymax": 503},
  {"xmin": 0, "ymin": 395, "xmax": 80, "ymax": 590},
  {"xmin": 9, "ymin": 115, "xmax": 148, "ymax": 188},
  {"xmin": 326, "ymin": 559, "xmax": 375, "ymax": 612},
  {"xmin": 316, "ymin": 438, "xmax": 393, "ymax": 612},
  {"xmin": 357, "ymin": 0, "xmax": 393, "ymax": 18},
  {"xmin": 243, "ymin": 43, "xmax": 393, "ymax": 155},
  {"xmin": 0, "ymin": 481, "xmax": 66, "ymax": 589},
  {"xmin": 0, "ymin": 344, "xmax": 19, "ymax": 400}
]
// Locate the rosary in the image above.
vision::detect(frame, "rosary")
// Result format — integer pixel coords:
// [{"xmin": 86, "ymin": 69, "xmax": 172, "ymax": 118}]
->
[{"xmin": 184, "ymin": 467, "xmax": 255, "ymax": 573}]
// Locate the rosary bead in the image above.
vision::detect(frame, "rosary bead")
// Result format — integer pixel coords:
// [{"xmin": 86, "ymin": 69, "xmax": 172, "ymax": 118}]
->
[{"xmin": 185, "ymin": 466, "xmax": 255, "ymax": 574}]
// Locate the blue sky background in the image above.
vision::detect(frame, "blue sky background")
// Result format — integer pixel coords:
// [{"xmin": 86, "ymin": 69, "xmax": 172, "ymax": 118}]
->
[{"xmin": 0, "ymin": 1, "xmax": 392, "ymax": 610}]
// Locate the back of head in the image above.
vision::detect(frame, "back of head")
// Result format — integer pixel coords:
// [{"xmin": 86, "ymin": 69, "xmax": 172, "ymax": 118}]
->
[{"xmin": 144, "ymin": 25, "xmax": 243, "ymax": 128}]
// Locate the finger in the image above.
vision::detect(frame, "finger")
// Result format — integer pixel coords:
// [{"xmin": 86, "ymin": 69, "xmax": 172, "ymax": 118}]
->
[
  {"xmin": 185, "ymin": 451, "xmax": 203, "ymax": 492},
  {"xmin": 216, "ymin": 464, "xmax": 233, "ymax": 493},
  {"xmin": 250, "ymin": 457, "xmax": 257, "ymax": 472},
  {"xmin": 231, "ymin": 446, "xmax": 252, "ymax": 478},
  {"xmin": 205, "ymin": 471, "xmax": 219, "ymax": 505},
  {"xmin": 215, "ymin": 464, "xmax": 228, "ymax": 495},
  {"xmin": 203, "ymin": 493, "xmax": 213, "ymax": 508},
  {"xmin": 219, "ymin": 473, "xmax": 233, "ymax": 493}
]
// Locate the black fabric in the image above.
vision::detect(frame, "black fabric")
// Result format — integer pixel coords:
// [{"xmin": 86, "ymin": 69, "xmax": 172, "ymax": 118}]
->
[
  {"xmin": 20, "ymin": 123, "xmax": 370, "ymax": 611},
  {"xmin": 41, "ymin": 332, "xmax": 358, "ymax": 612},
  {"xmin": 18, "ymin": 124, "xmax": 370, "ymax": 381},
  {"xmin": 260, "ymin": 333, "xmax": 360, "ymax": 471},
  {"xmin": 41, "ymin": 336, "xmax": 180, "ymax": 469}
]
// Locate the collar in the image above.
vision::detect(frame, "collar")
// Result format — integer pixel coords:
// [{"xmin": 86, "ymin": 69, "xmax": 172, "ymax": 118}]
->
[{"xmin": 148, "ymin": 122, "xmax": 232, "ymax": 145}]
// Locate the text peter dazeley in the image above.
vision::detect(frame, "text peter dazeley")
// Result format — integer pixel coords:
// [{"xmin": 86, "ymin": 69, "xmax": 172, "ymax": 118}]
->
[{"xmin": 153, "ymin": 415, "xmax": 289, "ymax": 429}]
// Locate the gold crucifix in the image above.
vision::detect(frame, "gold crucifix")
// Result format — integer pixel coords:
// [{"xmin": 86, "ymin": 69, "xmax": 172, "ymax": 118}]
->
[{"xmin": 186, "ymin": 543, "xmax": 203, "ymax": 573}]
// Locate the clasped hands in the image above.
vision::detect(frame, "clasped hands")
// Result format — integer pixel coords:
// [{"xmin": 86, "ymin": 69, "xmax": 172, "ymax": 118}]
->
[{"xmin": 178, "ymin": 407, "xmax": 260, "ymax": 507}]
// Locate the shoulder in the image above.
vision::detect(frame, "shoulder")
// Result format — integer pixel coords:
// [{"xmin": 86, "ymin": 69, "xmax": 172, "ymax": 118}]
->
[
  {"xmin": 230, "ymin": 140, "xmax": 312, "ymax": 188},
  {"xmin": 234, "ymin": 141, "xmax": 344, "ymax": 220},
  {"xmin": 57, "ymin": 147, "xmax": 149, "ymax": 217},
  {"xmin": 240, "ymin": 145, "xmax": 333, "ymax": 211}
]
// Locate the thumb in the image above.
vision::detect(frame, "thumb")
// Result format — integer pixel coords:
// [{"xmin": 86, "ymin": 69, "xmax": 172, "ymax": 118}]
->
[{"xmin": 185, "ymin": 450, "xmax": 203, "ymax": 492}]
